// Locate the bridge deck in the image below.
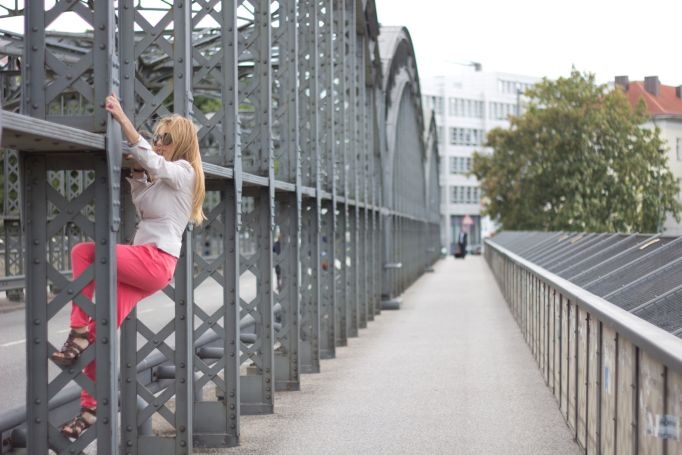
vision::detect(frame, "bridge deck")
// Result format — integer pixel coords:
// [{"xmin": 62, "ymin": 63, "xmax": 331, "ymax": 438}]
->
[{"xmin": 207, "ymin": 256, "xmax": 580, "ymax": 455}]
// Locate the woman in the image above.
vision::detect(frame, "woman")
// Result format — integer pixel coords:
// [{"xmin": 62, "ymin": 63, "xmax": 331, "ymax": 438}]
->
[{"xmin": 51, "ymin": 95, "xmax": 206, "ymax": 438}]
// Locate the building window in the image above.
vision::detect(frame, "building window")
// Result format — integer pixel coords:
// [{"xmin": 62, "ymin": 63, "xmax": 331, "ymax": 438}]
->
[
  {"xmin": 498, "ymin": 79, "xmax": 534, "ymax": 95},
  {"xmin": 448, "ymin": 97, "xmax": 484, "ymax": 118},
  {"xmin": 489, "ymin": 101, "xmax": 519, "ymax": 120},
  {"xmin": 424, "ymin": 96, "xmax": 444, "ymax": 115},
  {"xmin": 677, "ymin": 138, "xmax": 682, "ymax": 161},
  {"xmin": 449, "ymin": 156, "xmax": 472, "ymax": 174},
  {"xmin": 449, "ymin": 127, "xmax": 485, "ymax": 146},
  {"xmin": 449, "ymin": 185, "xmax": 481, "ymax": 204},
  {"xmin": 449, "ymin": 186, "xmax": 457, "ymax": 203}
]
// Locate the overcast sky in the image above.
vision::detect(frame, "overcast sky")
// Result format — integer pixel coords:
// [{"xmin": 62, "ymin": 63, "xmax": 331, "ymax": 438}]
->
[{"xmin": 374, "ymin": 0, "xmax": 682, "ymax": 86}]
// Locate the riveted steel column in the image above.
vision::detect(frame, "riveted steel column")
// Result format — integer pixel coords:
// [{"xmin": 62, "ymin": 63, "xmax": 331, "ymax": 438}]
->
[
  {"xmin": 238, "ymin": 0, "xmax": 275, "ymax": 414},
  {"xmin": 118, "ymin": 1, "xmax": 143, "ymax": 452},
  {"xmin": 273, "ymin": 0, "xmax": 301, "ymax": 391},
  {"xmin": 222, "ymin": 183, "xmax": 242, "ymax": 445},
  {"xmin": 216, "ymin": 0, "xmax": 242, "ymax": 443},
  {"xmin": 318, "ymin": 0, "xmax": 336, "ymax": 359},
  {"xmin": 22, "ymin": 1, "xmax": 45, "ymax": 120},
  {"xmin": 274, "ymin": 193, "xmax": 301, "ymax": 389},
  {"xmin": 298, "ymin": 0, "xmax": 321, "ymax": 373},
  {"xmin": 94, "ymin": 1, "xmax": 122, "ymax": 452},
  {"xmin": 319, "ymin": 198, "xmax": 336, "ymax": 357},
  {"xmin": 334, "ymin": 202, "xmax": 348, "ymax": 346},
  {"xmin": 332, "ymin": 0, "xmax": 347, "ymax": 347},
  {"xmin": 372, "ymin": 101, "xmax": 383, "ymax": 315},
  {"xmin": 186, "ymin": 0, "xmax": 242, "ymax": 445},
  {"xmin": 117, "ymin": 2, "xmax": 144, "ymax": 453},
  {"xmin": 356, "ymin": 22, "xmax": 369, "ymax": 328},
  {"xmin": 172, "ymin": 227, "xmax": 194, "ymax": 454},
  {"xmin": 300, "ymin": 198, "xmax": 321, "ymax": 373},
  {"xmin": 171, "ymin": 2, "xmax": 194, "ymax": 451},
  {"xmin": 23, "ymin": 155, "xmax": 49, "ymax": 454},
  {"xmin": 348, "ymin": 203, "xmax": 359, "ymax": 334},
  {"xmin": 344, "ymin": 0, "xmax": 359, "ymax": 338}
]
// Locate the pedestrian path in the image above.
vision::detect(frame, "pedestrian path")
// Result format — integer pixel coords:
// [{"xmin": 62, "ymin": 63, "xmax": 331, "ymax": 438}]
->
[{"xmin": 202, "ymin": 256, "xmax": 581, "ymax": 455}]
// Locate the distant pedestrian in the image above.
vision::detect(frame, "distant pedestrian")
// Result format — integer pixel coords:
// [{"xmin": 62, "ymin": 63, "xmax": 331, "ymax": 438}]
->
[{"xmin": 454, "ymin": 229, "xmax": 468, "ymax": 259}]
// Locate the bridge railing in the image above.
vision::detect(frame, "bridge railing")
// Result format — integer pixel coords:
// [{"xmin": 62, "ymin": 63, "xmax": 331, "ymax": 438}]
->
[{"xmin": 485, "ymin": 232, "xmax": 682, "ymax": 454}]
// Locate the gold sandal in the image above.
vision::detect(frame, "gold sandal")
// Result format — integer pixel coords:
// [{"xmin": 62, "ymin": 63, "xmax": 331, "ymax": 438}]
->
[
  {"xmin": 60, "ymin": 407, "xmax": 96, "ymax": 439},
  {"xmin": 51, "ymin": 329, "xmax": 89, "ymax": 366}
]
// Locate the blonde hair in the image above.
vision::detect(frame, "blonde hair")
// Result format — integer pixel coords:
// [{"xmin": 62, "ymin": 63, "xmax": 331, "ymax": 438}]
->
[{"xmin": 154, "ymin": 115, "xmax": 206, "ymax": 225}]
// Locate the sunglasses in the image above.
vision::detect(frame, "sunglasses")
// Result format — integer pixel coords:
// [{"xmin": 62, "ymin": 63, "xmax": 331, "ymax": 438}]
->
[{"xmin": 152, "ymin": 132, "xmax": 173, "ymax": 146}]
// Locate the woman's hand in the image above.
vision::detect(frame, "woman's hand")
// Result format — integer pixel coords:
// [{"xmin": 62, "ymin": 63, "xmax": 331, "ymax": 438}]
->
[
  {"xmin": 104, "ymin": 93, "xmax": 140, "ymax": 145},
  {"xmin": 105, "ymin": 94, "xmax": 125, "ymax": 122}
]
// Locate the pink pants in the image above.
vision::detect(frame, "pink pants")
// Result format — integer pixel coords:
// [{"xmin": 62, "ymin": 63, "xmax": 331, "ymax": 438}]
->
[{"xmin": 69, "ymin": 242, "xmax": 177, "ymax": 409}]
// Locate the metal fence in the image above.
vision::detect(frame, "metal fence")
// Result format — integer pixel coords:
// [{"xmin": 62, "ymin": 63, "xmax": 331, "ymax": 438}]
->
[
  {"xmin": 0, "ymin": 1, "xmax": 441, "ymax": 453},
  {"xmin": 486, "ymin": 232, "xmax": 682, "ymax": 454}
]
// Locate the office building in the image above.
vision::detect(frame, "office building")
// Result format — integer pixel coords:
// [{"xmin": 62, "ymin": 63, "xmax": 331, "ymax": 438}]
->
[{"xmin": 422, "ymin": 68, "xmax": 541, "ymax": 253}]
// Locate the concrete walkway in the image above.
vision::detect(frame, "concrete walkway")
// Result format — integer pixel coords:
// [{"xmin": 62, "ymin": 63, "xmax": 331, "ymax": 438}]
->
[{"xmin": 202, "ymin": 256, "xmax": 580, "ymax": 455}]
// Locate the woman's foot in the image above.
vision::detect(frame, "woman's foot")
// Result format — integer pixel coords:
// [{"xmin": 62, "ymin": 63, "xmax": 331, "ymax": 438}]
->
[
  {"xmin": 60, "ymin": 407, "xmax": 96, "ymax": 439},
  {"xmin": 51, "ymin": 328, "xmax": 89, "ymax": 366}
]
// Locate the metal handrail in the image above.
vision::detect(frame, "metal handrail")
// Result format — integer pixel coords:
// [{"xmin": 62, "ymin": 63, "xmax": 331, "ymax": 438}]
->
[{"xmin": 486, "ymin": 238, "xmax": 682, "ymax": 374}]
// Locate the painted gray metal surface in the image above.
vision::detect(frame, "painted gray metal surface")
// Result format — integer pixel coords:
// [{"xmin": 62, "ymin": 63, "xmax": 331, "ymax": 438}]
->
[
  {"xmin": 487, "ymin": 233, "xmax": 682, "ymax": 454},
  {"xmin": 0, "ymin": 1, "xmax": 441, "ymax": 453}
]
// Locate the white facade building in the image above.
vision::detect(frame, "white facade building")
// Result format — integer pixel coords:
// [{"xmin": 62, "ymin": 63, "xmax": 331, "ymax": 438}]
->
[
  {"xmin": 421, "ymin": 69, "xmax": 541, "ymax": 254},
  {"xmin": 618, "ymin": 76, "xmax": 682, "ymax": 235}
]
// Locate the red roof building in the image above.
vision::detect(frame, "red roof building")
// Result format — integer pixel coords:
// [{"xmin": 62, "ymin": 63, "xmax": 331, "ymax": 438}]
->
[
  {"xmin": 616, "ymin": 76, "xmax": 682, "ymax": 118},
  {"xmin": 615, "ymin": 75, "xmax": 682, "ymax": 235}
]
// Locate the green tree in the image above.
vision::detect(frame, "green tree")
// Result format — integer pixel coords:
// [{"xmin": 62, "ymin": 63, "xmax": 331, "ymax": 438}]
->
[{"xmin": 472, "ymin": 69, "xmax": 681, "ymax": 233}]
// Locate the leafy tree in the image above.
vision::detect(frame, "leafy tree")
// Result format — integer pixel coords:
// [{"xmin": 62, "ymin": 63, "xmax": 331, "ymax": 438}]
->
[{"xmin": 472, "ymin": 69, "xmax": 681, "ymax": 233}]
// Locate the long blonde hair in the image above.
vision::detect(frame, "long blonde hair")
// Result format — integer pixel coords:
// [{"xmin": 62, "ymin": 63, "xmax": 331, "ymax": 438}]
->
[{"xmin": 154, "ymin": 115, "xmax": 206, "ymax": 225}]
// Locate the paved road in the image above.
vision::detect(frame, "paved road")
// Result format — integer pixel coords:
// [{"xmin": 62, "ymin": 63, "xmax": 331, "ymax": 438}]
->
[{"xmin": 199, "ymin": 256, "xmax": 580, "ymax": 455}]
